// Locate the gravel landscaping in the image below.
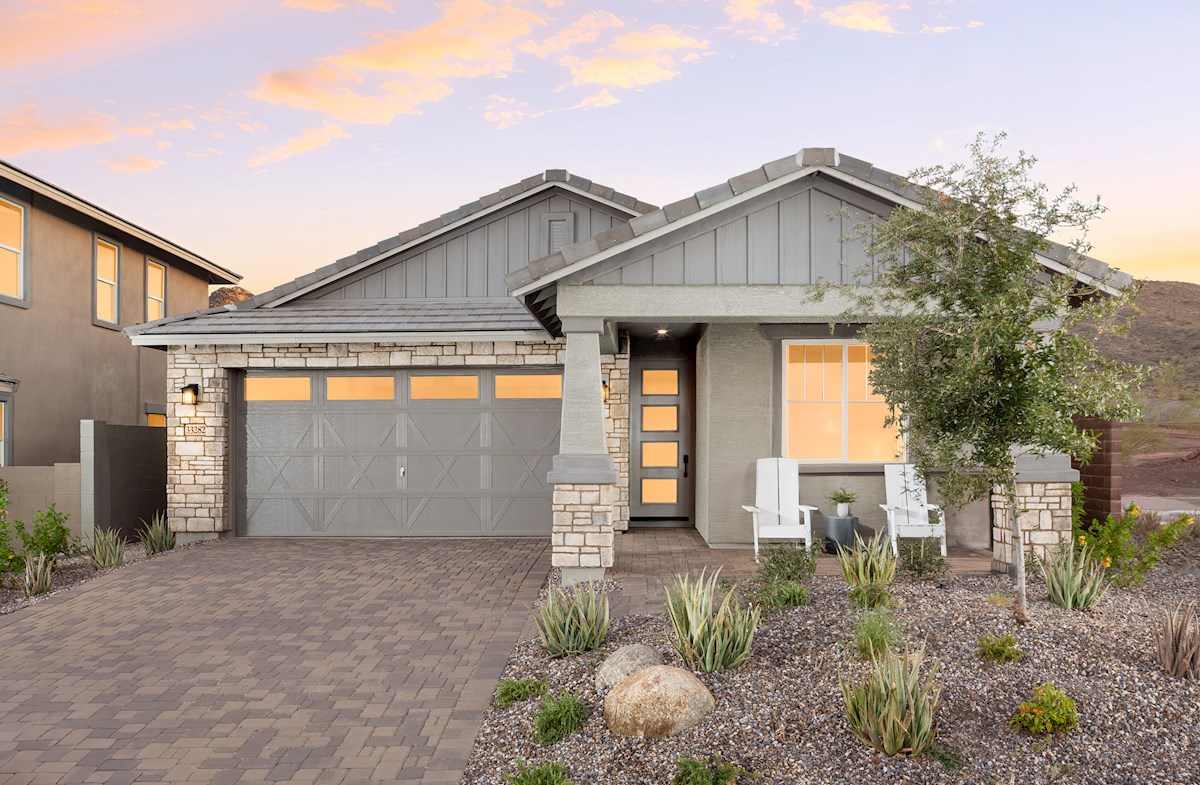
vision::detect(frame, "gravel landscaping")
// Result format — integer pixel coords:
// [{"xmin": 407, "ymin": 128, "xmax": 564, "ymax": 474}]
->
[{"xmin": 463, "ymin": 543, "xmax": 1200, "ymax": 785}]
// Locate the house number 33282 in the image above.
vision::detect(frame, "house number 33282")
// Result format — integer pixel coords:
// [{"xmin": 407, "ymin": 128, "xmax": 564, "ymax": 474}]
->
[{"xmin": 184, "ymin": 424, "xmax": 207, "ymax": 436}]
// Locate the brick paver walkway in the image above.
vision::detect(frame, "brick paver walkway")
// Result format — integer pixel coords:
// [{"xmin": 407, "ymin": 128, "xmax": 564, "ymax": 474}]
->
[{"xmin": 0, "ymin": 538, "xmax": 549, "ymax": 785}]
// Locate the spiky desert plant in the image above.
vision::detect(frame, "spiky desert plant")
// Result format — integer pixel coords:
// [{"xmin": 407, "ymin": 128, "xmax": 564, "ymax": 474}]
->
[
  {"xmin": 531, "ymin": 583, "xmax": 610, "ymax": 657},
  {"xmin": 23, "ymin": 551, "xmax": 54, "ymax": 597},
  {"xmin": 1155, "ymin": 601, "xmax": 1200, "ymax": 680},
  {"xmin": 836, "ymin": 531, "xmax": 897, "ymax": 588},
  {"xmin": 139, "ymin": 511, "xmax": 176, "ymax": 556},
  {"xmin": 89, "ymin": 527, "xmax": 126, "ymax": 570},
  {"xmin": 665, "ymin": 569, "xmax": 760, "ymax": 672},
  {"xmin": 1041, "ymin": 543, "xmax": 1106, "ymax": 610},
  {"xmin": 840, "ymin": 647, "xmax": 942, "ymax": 756}
]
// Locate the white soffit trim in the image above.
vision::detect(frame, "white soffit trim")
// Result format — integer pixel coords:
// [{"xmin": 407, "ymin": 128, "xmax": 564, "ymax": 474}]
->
[
  {"xmin": 510, "ymin": 166, "xmax": 821, "ymax": 297},
  {"xmin": 130, "ymin": 330, "xmax": 551, "ymax": 347},
  {"xmin": 265, "ymin": 181, "xmax": 644, "ymax": 309}
]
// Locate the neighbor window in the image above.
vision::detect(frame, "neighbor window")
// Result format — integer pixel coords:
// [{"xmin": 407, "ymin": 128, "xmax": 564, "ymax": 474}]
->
[
  {"xmin": 0, "ymin": 197, "xmax": 24, "ymax": 301},
  {"xmin": 146, "ymin": 260, "xmax": 166, "ymax": 321},
  {"xmin": 782, "ymin": 341, "xmax": 903, "ymax": 463},
  {"xmin": 95, "ymin": 238, "xmax": 120, "ymax": 324},
  {"xmin": 146, "ymin": 413, "xmax": 166, "ymax": 427}
]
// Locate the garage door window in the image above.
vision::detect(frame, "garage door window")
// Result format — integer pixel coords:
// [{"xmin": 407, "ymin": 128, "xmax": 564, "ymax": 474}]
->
[
  {"xmin": 245, "ymin": 376, "xmax": 312, "ymax": 401},
  {"xmin": 327, "ymin": 376, "xmax": 395, "ymax": 401},
  {"xmin": 495, "ymin": 374, "xmax": 562, "ymax": 399},
  {"xmin": 411, "ymin": 375, "xmax": 478, "ymax": 400}
]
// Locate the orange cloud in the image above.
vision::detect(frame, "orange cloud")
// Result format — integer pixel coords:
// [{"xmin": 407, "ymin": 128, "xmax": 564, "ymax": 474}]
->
[
  {"xmin": 251, "ymin": 0, "xmax": 546, "ymax": 125},
  {"xmin": 247, "ymin": 121, "xmax": 349, "ymax": 167},
  {"xmin": 821, "ymin": 2, "xmax": 904, "ymax": 33},
  {"xmin": 557, "ymin": 25, "xmax": 708, "ymax": 90},
  {"xmin": 162, "ymin": 118, "xmax": 196, "ymax": 131},
  {"xmin": 608, "ymin": 25, "xmax": 708, "ymax": 54},
  {"xmin": 518, "ymin": 10, "xmax": 624, "ymax": 58},
  {"xmin": 723, "ymin": 0, "xmax": 794, "ymax": 44},
  {"xmin": 0, "ymin": 102, "xmax": 118, "ymax": 155},
  {"xmin": 101, "ymin": 154, "xmax": 165, "ymax": 173},
  {"xmin": 124, "ymin": 125, "xmax": 154, "ymax": 136},
  {"xmin": 283, "ymin": 0, "xmax": 394, "ymax": 11}
]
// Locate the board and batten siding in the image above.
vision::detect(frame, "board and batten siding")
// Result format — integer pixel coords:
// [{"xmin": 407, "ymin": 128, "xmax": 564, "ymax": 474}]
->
[
  {"xmin": 576, "ymin": 176, "xmax": 892, "ymax": 287},
  {"xmin": 306, "ymin": 189, "xmax": 633, "ymax": 301}
]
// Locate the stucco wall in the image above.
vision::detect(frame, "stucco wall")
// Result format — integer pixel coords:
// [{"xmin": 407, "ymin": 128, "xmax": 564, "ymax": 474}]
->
[
  {"xmin": 694, "ymin": 322, "xmax": 991, "ymax": 548},
  {"xmin": 0, "ymin": 195, "xmax": 209, "ymax": 465},
  {"xmin": 0, "ymin": 464, "xmax": 82, "ymax": 542}
]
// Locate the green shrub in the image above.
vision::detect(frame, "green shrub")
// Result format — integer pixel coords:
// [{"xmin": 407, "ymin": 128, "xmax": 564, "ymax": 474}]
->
[
  {"xmin": 89, "ymin": 528, "xmax": 126, "ymax": 571},
  {"xmin": 836, "ymin": 531, "xmax": 897, "ymax": 588},
  {"xmin": 896, "ymin": 538, "xmax": 949, "ymax": 579},
  {"xmin": 665, "ymin": 570, "xmax": 761, "ymax": 672},
  {"xmin": 1041, "ymin": 543, "xmax": 1106, "ymax": 611},
  {"xmin": 23, "ymin": 551, "xmax": 54, "ymax": 597},
  {"xmin": 533, "ymin": 692, "xmax": 586, "ymax": 747},
  {"xmin": 140, "ymin": 511, "xmax": 176, "ymax": 556},
  {"xmin": 1010, "ymin": 682, "xmax": 1078, "ymax": 735},
  {"xmin": 1074, "ymin": 504, "xmax": 1193, "ymax": 588},
  {"xmin": 828, "ymin": 488, "xmax": 858, "ymax": 506},
  {"xmin": 756, "ymin": 542, "xmax": 818, "ymax": 584},
  {"xmin": 505, "ymin": 761, "xmax": 573, "ymax": 785},
  {"xmin": 16, "ymin": 504, "xmax": 74, "ymax": 565},
  {"xmin": 840, "ymin": 647, "xmax": 942, "ymax": 756},
  {"xmin": 0, "ymin": 479, "xmax": 22, "ymax": 584},
  {"xmin": 532, "ymin": 583, "xmax": 611, "ymax": 657},
  {"xmin": 1154, "ymin": 601, "xmax": 1200, "ymax": 680},
  {"xmin": 849, "ymin": 582, "xmax": 893, "ymax": 610},
  {"xmin": 853, "ymin": 609, "xmax": 902, "ymax": 659},
  {"xmin": 976, "ymin": 633, "xmax": 1024, "ymax": 663},
  {"xmin": 746, "ymin": 578, "xmax": 809, "ymax": 611},
  {"xmin": 496, "ymin": 677, "xmax": 549, "ymax": 708},
  {"xmin": 672, "ymin": 755, "xmax": 760, "ymax": 785}
]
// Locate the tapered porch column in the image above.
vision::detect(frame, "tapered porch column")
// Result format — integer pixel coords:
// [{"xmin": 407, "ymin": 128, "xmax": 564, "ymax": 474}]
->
[{"xmin": 548, "ymin": 319, "xmax": 618, "ymax": 585}]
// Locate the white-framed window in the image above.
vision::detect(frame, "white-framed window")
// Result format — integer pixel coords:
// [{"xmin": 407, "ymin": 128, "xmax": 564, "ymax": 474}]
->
[
  {"xmin": 146, "ymin": 259, "xmax": 166, "ymax": 321},
  {"xmin": 0, "ymin": 196, "xmax": 25, "ymax": 302},
  {"xmin": 95, "ymin": 237, "xmax": 120, "ymax": 324},
  {"xmin": 782, "ymin": 340, "xmax": 904, "ymax": 463}
]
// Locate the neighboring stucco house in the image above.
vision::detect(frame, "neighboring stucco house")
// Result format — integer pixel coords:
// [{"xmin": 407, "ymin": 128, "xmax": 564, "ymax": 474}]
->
[
  {"xmin": 127, "ymin": 148, "xmax": 1129, "ymax": 582},
  {"xmin": 0, "ymin": 160, "xmax": 242, "ymax": 466}
]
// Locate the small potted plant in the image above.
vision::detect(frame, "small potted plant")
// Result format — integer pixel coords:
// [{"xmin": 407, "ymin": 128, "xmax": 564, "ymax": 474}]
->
[{"xmin": 829, "ymin": 488, "xmax": 858, "ymax": 518}]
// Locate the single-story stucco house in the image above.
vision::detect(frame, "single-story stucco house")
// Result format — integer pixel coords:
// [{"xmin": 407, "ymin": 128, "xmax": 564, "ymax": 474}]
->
[{"xmin": 127, "ymin": 148, "xmax": 1130, "ymax": 583}]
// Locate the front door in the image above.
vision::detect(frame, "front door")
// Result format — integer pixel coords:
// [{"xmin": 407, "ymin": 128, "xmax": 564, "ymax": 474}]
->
[{"xmin": 630, "ymin": 356, "xmax": 694, "ymax": 521}]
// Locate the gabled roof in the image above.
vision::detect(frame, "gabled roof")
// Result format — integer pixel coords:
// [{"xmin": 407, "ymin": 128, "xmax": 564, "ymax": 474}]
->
[
  {"xmin": 505, "ymin": 148, "xmax": 1133, "ymax": 297},
  {"xmin": 230, "ymin": 169, "xmax": 656, "ymax": 312},
  {"xmin": 127, "ymin": 299, "xmax": 543, "ymax": 345},
  {"xmin": 0, "ymin": 159, "xmax": 240, "ymax": 285}
]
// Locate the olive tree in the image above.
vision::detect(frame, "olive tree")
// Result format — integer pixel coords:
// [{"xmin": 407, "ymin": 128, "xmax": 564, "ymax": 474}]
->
[{"xmin": 845, "ymin": 134, "xmax": 1144, "ymax": 616}]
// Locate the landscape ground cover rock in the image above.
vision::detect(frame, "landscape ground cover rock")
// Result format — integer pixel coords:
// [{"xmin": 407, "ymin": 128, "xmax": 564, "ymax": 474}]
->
[
  {"xmin": 603, "ymin": 665, "xmax": 715, "ymax": 739},
  {"xmin": 595, "ymin": 643, "xmax": 665, "ymax": 693}
]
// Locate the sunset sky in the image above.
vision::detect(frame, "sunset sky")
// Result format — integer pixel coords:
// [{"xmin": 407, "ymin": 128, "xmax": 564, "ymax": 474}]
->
[{"xmin": 1, "ymin": 0, "xmax": 1196, "ymax": 293}]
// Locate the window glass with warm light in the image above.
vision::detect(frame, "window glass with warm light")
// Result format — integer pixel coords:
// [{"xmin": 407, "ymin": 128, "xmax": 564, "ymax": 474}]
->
[
  {"xmin": 0, "ymin": 197, "xmax": 23, "ymax": 299},
  {"xmin": 410, "ymin": 375, "xmax": 479, "ymax": 400},
  {"xmin": 642, "ymin": 405, "xmax": 678, "ymax": 431},
  {"xmin": 95, "ymin": 238, "xmax": 119, "ymax": 323},
  {"xmin": 327, "ymin": 376, "xmax": 395, "ymax": 401},
  {"xmin": 245, "ymin": 376, "xmax": 311, "ymax": 402},
  {"xmin": 783, "ymin": 341, "xmax": 902, "ymax": 463},
  {"xmin": 641, "ymin": 369, "xmax": 678, "ymax": 396},
  {"xmin": 146, "ymin": 412, "xmax": 166, "ymax": 427},
  {"xmin": 146, "ymin": 261, "xmax": 166, "ymax": 321},
  {"xmin": 495, "ymin": 374, "xmax": 562, "ymax": 399}
]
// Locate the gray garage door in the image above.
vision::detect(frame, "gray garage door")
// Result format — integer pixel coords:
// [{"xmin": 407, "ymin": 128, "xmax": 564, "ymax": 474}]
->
[{"xmin": 237, "ymin": 368, "xmax": 562, "ymax": 537}]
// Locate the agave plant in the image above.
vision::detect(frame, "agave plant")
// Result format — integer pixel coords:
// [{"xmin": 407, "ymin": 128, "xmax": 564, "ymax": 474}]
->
[
  {"xmin": 89, "ymin": 527, "xmax": 126, "ymax": 571},
  {"xmin": 664, "ymin": 569, "xmax": 760, "ymax": 672},
  {"xmin": 1041, "ymin": 543, "xmax": 1106, "ymax": 611},
  {"xmin": 840, "ymin": 647, "xmax": 942, "ymax": 756},
  {"xmin": 836, "ymin": 531, "xmax": 897, "ymax": 588},
  {"xmin": 1155, "ymin": 601, "xmax": 1200, "ymax": 680},
  {"xmin": 139, "ymin": 511, "xmax": 176, "ymax": 556},
  {"xmin": 531, "ymin": 583, "xmax": 611, "ymax": 657},
  {"xmin": 23, "ymin": 551, "xmax": 54, "ymax": 598}
]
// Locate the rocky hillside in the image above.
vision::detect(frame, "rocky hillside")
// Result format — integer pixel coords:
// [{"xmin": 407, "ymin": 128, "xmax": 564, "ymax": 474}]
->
[
  {"xmin": 1098, "ymin": 279, "xmax": 1200, "ymax": 396},
  {"xmin": 208, "ymin": 286, "xmax": 254, "ymax": 308}
]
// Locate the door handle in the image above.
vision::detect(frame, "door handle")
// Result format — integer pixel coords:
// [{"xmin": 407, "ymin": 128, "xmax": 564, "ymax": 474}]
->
[{"xmin": 683, "ymin": 455, "xmax": 689, "ymax": 479}]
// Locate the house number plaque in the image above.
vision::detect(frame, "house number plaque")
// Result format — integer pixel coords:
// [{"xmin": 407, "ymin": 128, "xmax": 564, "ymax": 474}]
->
[{"xmin": 184, "ymin": 424, "xmax": 207, "ymax": 437}]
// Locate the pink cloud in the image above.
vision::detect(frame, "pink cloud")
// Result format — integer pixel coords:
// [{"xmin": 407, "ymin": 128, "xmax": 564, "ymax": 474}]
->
[
  {"xmin": 247, "ymin": 121, "xmax": 349, "ymax": 167},
  {"xmin": 556, "ymin": 25, "xmax": 708, "ymax": 90},
  {"xmin": 0, "ymin": 102, "xmax": 119, "ymax": 155},
  {"xmin": 518, "ymin": 10, "xmax": 624, "ymax": 58},
  {"xmin": 101, "ymin": 154, "xmax": 165, "ymax": 173},
  {"xmin": 821, "ymin": 2, "xmax": 904, "ymax": 34}
]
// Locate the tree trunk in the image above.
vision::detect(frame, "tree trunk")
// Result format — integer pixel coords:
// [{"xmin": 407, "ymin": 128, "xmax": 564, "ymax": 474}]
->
[{"xmin": 1008, "ymin": 481, "xmax": 1029, "ymax": 617}]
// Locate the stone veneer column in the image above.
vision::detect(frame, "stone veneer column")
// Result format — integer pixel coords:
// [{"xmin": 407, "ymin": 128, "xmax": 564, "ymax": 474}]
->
[
  {"xmin": 549, "ymin": 321, "xmax": 618, "ymax": 585},
  {"xmin": 167, "ymin": 348, "xmax": 230, "ymax": 540},
  {"xmin": 991, "ymin": 453, "xmax": 1079, "ymax": 575},
  {"xmin": 602, "ymin": 337, "xmax": 630, "ymax": 532}
]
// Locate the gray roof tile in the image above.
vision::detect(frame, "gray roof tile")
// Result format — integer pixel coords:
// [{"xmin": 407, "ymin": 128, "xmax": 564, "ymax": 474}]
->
[
  {"xmin": 663, "ymin": 196, "xmax": 701, "ymax": 223},
  {"xmin": 729, "ymin": 168, "xmax": 769, "ymax": 195},
  {"xmin": 695, "ymin": 182, "xmax": 734, "ymax": 210}
]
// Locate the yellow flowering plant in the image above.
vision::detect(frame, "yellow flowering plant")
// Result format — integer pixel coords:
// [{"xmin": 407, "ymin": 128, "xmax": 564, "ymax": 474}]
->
[{"xmin": 1073, "ymin": 499, "xmax": 1192, "ymax": 588}]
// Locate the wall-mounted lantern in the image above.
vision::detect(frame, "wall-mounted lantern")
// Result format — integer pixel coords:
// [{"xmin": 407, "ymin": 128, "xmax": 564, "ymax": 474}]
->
[{"xmin": 181, "ymin": 384, "xmax": 200, "ymax": 405}]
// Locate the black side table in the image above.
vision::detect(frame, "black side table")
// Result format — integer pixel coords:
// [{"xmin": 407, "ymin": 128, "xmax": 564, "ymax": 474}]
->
[{"xmin": 824, "ymin": 515, "xmax": 859, "ymax": 554}]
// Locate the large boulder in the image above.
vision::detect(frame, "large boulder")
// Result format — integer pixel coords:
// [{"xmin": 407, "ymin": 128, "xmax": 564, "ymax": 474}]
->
[
  {"xmin": 603, "ymin": 665, "xmax": 715, "ymax": 739},
  {"xmin": 595, "ymin": 644, "xmax": 665, "ymax": 693}
]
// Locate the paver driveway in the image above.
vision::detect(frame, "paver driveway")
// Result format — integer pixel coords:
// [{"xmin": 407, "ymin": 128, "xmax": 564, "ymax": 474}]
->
[{"xmin": 0, "ymin": 538, "xmax": 549, "ymax": 785}]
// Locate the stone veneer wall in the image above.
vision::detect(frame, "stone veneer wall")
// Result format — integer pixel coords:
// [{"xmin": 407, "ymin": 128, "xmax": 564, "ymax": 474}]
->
[
  {"xmin": 602, "ymin": 334, "xmax": 630, "ymax": 533},
  {"xmin": 166, "ymin": 339, "xmax": 626, "ymax": 535},
  {"xmin": 551, "ymin": 483, "xmax": 615, "ymax": 572},
  {"xmin": 991, "ymin": 481, "xmax": 1074, "ymax": 574}
]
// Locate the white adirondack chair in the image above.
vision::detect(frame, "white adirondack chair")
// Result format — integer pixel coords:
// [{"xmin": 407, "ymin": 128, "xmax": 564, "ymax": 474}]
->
[
  {"xmin": 879, "ymin": 463, "xmax": 947, "ymax": 557},
  {"xmin": 742, "ymin": 458, "xmax": 817, "ymax": 561}
]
